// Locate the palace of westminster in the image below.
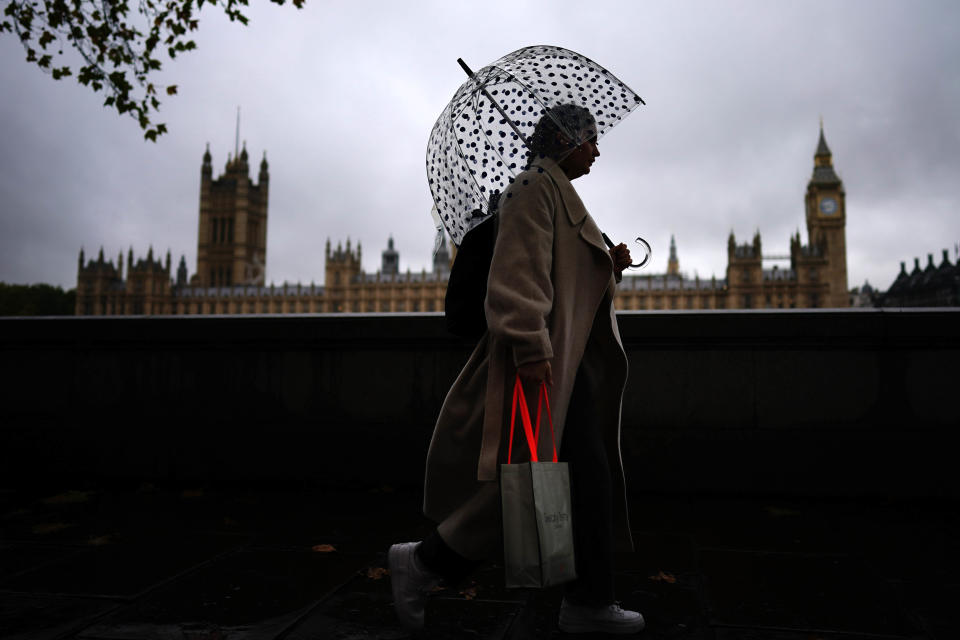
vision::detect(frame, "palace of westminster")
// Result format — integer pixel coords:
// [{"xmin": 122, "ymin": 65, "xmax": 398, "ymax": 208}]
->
[{"xmin": 76, "ymin": 127, "xmax": 851, "ymax": 316}]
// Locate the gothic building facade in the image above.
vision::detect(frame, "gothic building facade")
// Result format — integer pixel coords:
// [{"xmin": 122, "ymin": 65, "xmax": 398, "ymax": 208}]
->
[
  {"xmin": 76, "ymin": 127, "xmax": 849, "ymax": 316},
  {"xmin": 614, "ymin": 124, "xmax": 849, "ymax": 310},
  {"xmin": 878, "ymin": 250, "xmax": 960, "ymax": 307},
  {"xmin": 75, "ymin": 143, "xmax": 453, "ymax": 316}
]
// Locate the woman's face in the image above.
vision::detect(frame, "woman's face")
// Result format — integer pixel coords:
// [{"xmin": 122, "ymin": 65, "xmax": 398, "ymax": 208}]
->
[{"xmin": 557, "ymin": 129, "xmax": 599, "ymax": 180}]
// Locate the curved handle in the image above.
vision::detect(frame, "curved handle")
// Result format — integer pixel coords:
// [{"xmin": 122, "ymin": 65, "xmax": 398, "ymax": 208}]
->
[
  {"xmin": 630, "ymin": 237, "xmax": 652, "ymax": 269},
  {"xmin": 602, "ymin": 233, "xmax": 653, "ymax": 270}
]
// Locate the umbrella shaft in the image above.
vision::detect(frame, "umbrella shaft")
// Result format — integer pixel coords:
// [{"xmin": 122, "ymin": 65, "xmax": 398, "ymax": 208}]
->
[{"xmin": 458, "ymin": 57, "xmax": 530, "ymax": 148}]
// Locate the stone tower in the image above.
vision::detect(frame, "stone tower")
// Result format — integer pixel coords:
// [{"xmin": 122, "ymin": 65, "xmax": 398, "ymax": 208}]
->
[
  {"xmin": 196, "ymin": 143, "xmax": 269, "ymax": 288},
  {"xmin": 726, "ymin": 230, "xmax": 763, "ymax": 309},
  {"xmin": 381, "ymin": 237, "xmax": 399, "ymax": 276},
  {"xmin": 804, "ymin": 123, "xmax": 848, "ymax": 307},
  {"xmin": 433, "ymin": 234, "xmax": 451, "ymax": 279},
  {"xmin": 326, "ymin": 238, "xmax": 362, "ymax": 289}
]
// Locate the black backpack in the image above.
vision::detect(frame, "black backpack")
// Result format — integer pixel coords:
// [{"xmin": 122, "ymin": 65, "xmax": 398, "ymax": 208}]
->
[{"xmin": 444, "ymin": 214, "xmax": 498, "ymax": 339}]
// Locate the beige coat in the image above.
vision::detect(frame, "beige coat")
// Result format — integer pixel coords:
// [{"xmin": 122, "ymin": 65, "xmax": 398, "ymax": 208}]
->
[{"xmin": 423, "ymin": 157, "xmax": 632, "ymax": 557}]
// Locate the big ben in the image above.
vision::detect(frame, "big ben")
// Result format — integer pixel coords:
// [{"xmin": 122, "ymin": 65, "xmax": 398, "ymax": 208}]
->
[{"xmin": 804, "ymin": 122, "xmax": 849, "ymax": 307}]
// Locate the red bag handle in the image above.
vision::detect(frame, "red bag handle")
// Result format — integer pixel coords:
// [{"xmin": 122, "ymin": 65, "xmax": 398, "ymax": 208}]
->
[{"xmin": 507, "ymin": 374, "xmax": 558, "ymax": 464}]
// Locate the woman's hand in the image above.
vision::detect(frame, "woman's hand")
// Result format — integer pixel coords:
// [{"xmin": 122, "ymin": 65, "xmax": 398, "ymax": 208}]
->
[
  {"xmin": 610, "ymin": 243, "xmax": 632, "ymax": 275},
  {"xmin": 517, "ymin": 359, "xmax": 553, "ymax": 387}
]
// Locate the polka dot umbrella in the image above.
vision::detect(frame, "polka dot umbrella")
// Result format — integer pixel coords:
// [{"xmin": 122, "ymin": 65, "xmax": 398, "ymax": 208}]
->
[{"xmin": 426, "ymin": 45, "xmax": 645, "ymax": 248}]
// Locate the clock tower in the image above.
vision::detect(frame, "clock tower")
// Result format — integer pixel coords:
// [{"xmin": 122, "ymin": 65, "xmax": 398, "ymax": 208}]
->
[{"xmin": 804, "ymin": 123, "xmax": 848, "ymax": 307}]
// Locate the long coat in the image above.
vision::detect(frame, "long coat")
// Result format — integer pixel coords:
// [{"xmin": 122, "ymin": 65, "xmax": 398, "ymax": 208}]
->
[{"xmin": 424, "ymin": 157, "xmax": 632, "ymax": 558}]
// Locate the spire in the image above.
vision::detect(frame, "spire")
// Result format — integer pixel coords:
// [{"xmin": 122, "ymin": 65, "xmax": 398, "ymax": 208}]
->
[
  {"xmin": 815, "ymin": 119, "xmax": 832, "ymax": 160},
  {"xmin": 79, "ymin": 247, "xmax": 85, "ymax": 269},
  {"xmin": 667, "ymin": 235, "xmax": 679, "ymax": 276},
  {"xmin": 177, "ymin": 255, "xmax": 188, "ymax": 287},
  {"xmin": 810, "ymin": 121, "xmax": 841, "ymax": 185},
  {"xmin": 235, "ymin": 106, "xmax": 240, "ymax": 160},
  {"xmin": 433, "ymin": 232, "xmax": 451, "ymax": 277},
  {"xmin": 260, "ymin": 151, "xmax": 269, "ymax": 174},
  {"xmin": 201, "ymin": 144, "xmax": 213, "ymax": 180}
]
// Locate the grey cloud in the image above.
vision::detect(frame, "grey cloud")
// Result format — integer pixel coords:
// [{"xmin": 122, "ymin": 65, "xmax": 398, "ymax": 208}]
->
[{"xmin": 1, "ymin": 0, "xmax": 958, "ymax": 294}]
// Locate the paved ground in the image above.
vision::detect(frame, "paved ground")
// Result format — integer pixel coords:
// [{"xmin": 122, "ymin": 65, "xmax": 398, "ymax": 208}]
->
[{"xmin": 0, "ymin": 483, "xmax": 956, "ymax": 639}]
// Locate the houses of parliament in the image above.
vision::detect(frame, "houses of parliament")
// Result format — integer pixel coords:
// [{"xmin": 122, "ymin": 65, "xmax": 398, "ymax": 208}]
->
[{"xmin": 75, "ymin": 127, "xmax": 849, "ymax": 316}]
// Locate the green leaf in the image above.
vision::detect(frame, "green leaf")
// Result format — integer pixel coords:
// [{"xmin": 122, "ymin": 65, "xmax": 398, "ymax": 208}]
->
[
  {"xmin": 38, "ymin": 30, "xmax": 56, "ymax": 48},
  {"xmin": 6, "ymin": 0, "xmax": 300, "ymax": 139}
]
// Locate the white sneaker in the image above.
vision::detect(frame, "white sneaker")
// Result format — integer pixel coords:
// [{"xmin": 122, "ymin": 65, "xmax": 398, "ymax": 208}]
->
[
  {"xmin": 388, "ymin": 541, "xmax": 441, "ymax": 630},
  {"xmin": 558, "ymin": 598, "xmax": 645, "ymax": 634}
]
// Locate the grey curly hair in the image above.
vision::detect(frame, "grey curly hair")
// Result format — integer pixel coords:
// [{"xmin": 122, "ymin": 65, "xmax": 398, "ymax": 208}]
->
[{"xmin": 525, "ymin": 104, "xmax": 596, "ymax": 165}]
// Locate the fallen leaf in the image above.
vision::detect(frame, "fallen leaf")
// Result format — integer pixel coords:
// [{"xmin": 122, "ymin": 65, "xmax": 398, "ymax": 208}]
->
[
  {"xmin": 648, "ymin": 570, "xmax": 676, "ymax": 583},
  {"xmin": 369, "ymin": 485, "xmax": 396, "ymax": 494},
  {"xmin": 366, "ymin": 566, "xmax": 389, "ymax": 580},
  {"xmin": 88, "ymin": 534, "xmax": 115, "ymax": 546},
  {"xmin": 181, "ymin": 489, "xmax": 204, "ymax": 498},
  {"xmin": 459, "ymin": 585, "xmax": 478, "ymax": 600},
  {"xmin": 33, "ymin": 522, "xmax": 74, "ymax": 535},
  {"xmin": 223, "ymin": 517, "xmax": 238, "ymax": 526},
  {"xmin": 312, "ymin": 544, "xmax": 336, "ymax": 553},
  {"xmin": 42, "ymin": 490, "xmax": 92, "ymax": 504}
]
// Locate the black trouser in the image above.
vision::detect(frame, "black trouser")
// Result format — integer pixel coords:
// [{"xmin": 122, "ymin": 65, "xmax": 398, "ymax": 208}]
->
[
  {"xmin": 419, "ymin": 369, "xmax": 615, "ymax": 604},
  {"xmin": 558, "ymin": 367, "xmax": 615, "ymax": 605}
]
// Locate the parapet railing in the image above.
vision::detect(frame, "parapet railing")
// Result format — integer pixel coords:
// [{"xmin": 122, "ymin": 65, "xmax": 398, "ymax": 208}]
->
[{"xmin": 2, "ymin": 309, "xmax": 957, "ymax": 497}]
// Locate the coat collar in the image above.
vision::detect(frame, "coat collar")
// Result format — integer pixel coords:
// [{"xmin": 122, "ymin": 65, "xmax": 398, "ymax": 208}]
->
[
  {"xmin": 530, "ymin": 157, "xmax": 608, "ymax": 255},
  {"xmin": 531, "ymin": 157, "xmax": 585, "ymax": 226}
]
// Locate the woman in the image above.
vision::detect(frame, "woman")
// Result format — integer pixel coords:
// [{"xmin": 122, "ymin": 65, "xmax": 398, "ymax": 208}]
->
[{"xmin": 390, "ymin": 104, "xmax": 643, "ymax": 634}]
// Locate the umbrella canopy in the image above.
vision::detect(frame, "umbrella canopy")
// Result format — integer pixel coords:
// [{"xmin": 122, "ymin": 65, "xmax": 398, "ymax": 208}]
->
[{"xmin": 427, "ymin": 45, "xmax": 644, "ymax": 246}]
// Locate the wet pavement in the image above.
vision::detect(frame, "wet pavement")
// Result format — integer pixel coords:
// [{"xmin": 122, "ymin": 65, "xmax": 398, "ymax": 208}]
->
[{"xmin": 1, "ymin": 484, "xmax": 956, "ymax": 639}]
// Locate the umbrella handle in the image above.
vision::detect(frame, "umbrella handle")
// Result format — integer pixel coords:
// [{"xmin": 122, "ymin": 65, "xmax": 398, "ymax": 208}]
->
[{"xmin": 602, "ymin": 233, "xmax": 652, "ymax": 269}]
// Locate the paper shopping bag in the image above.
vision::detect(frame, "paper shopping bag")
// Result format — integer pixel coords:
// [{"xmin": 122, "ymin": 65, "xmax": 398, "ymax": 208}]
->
[{"xmin": 500, "ymin": 376, "xmax": 576, "ymax": 588}]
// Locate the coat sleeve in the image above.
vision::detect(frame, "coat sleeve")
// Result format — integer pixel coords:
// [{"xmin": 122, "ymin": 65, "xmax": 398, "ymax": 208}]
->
[{"xmin": 485, "ymin": 172, "xmax": 556, "ymax": 367}]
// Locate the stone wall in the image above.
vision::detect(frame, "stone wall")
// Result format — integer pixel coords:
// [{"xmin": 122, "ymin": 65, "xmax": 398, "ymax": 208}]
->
[{"xmin": 2, "ymin": 310, "xmax": 957, "ymax": 497}]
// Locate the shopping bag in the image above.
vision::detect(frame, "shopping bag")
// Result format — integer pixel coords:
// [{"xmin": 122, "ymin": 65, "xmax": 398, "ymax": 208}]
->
[{"xmin": 500, "ymin": 375, "xmax": 577, "ymax": 588}]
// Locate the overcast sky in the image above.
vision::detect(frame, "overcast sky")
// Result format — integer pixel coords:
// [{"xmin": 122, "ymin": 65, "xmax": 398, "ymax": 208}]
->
[{"xmin": 1, "ymin": 0, "xmax": 958, "ymax": 292}]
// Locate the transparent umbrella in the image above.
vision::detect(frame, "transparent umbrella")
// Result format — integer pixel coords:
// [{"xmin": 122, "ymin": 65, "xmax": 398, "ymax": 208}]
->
[{"xmin": 426, "ymin": 44, "xmax": 648, "ymax": 265}]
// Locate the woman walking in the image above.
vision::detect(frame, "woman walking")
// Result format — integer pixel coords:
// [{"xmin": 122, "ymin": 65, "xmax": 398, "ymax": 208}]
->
[{"xmin": 390, "ymin": 104, "xmax": 643, "ymax": 635}]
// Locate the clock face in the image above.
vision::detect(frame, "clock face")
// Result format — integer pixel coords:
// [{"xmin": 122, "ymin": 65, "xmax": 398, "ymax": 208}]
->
[{"xmin": 820, "ymin": 197, "xmax": 838, "ymax": 215}]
